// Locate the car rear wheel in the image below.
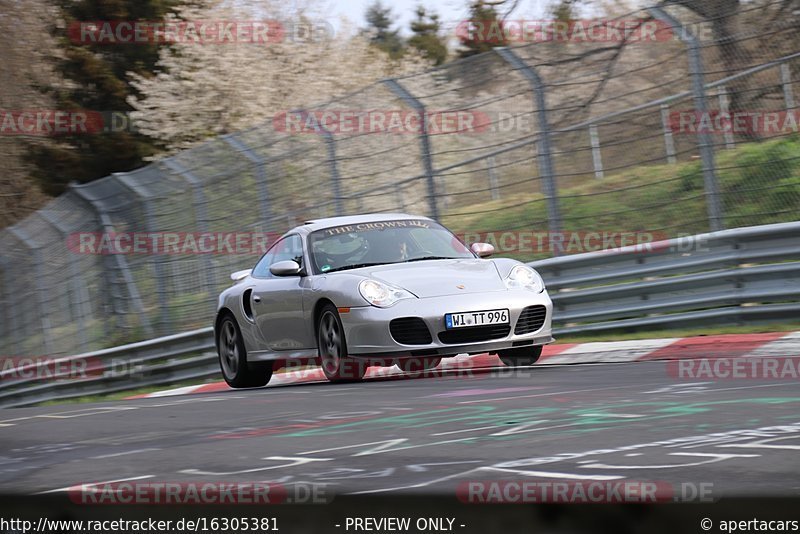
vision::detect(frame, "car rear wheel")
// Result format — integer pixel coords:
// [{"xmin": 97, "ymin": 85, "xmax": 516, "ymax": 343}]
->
[
  {"xmin": 398, "ymin": 357, "xmax": 442, "ymax": 373},
  {"xmin": 217, "ymin": 314, "xmax": 273, "ymax": 388},
  {"xmin": 317, "ymin": 304, "xmax": 366, "ymax": 382},
  {"xmin": 497, "ymin": 345, "xmax": 543, "ymax": 367}
]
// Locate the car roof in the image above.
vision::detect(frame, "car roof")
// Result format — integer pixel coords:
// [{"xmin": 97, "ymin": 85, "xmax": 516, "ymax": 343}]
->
[{"xmin": 296, "ymin": 213, "xmax": 433, "ymax": 234}]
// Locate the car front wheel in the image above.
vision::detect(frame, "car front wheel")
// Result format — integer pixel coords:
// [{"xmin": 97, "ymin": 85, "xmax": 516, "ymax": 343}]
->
[
  {"xmin": 317, "ymin": 304, "xmax": 367, "ymax": 382},
  {"xmin": 217, "ymin": 314, "xmax": 273, "ymax": 388},
  {"xmin": 497, "ymin": 345, "xmax": 543, "ymax": 367}
]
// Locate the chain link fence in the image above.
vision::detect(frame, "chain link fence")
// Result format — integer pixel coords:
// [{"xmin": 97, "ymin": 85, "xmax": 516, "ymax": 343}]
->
[{"xmin": 1, "ymin": 0, "xmax": 798, "ymax": 356}]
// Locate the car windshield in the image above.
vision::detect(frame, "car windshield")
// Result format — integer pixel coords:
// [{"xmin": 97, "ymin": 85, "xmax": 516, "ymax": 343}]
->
[{"xmin": 308, "ymin": 219, "xmax": 474, "ymax": 273}]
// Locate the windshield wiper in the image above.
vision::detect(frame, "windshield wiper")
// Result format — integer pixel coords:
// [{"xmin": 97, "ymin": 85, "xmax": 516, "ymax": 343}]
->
[
  {"xmin": 324, "ymin": 262, "xmax": 397, "ymax": 273},
  {"xmin": 406, "ymin": 256, "xmax": 461, "ymax": 262}
]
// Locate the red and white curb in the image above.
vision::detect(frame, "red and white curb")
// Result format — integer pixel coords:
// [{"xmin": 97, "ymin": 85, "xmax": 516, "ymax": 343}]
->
[{"xmin": 129, "ymin": 331, "xmax": 800, "ymax": 399}]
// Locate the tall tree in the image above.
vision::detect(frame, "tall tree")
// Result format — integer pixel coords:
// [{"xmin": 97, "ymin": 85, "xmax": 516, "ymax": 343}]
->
[
  {"xmin": 365, "ymin": 1, "xmax": 405, "ymax": 59},
  {"xmin": 26, "ymin": 0, "xmax": 174, "ymax": 195},
  {"xmin": 408, "ymin": 6, "xmax": 448, "ymax": 66},
  {"xmin": 0, "ymin": 0, "xmax": 52, "ymax": 227},
  {"xmin": 458, "ymin": 1, "xmax": 508, "ymax": 58}
]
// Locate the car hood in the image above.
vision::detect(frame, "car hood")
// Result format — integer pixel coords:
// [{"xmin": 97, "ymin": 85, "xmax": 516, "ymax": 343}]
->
[{"xmin": 364, "ymin": 259, "xmax": 505, "ymax": 297}]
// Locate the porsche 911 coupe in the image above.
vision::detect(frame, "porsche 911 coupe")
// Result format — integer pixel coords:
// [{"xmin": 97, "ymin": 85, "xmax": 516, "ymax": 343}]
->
[{"xmin": 215, "ymin": 213, "xmax": 553, "ymax": 387}]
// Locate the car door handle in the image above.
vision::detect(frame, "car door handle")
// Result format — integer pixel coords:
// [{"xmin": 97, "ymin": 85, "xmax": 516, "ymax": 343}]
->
[{"xmin": 253, "ymin": 295, "xmax": 261, "ymax": 303}]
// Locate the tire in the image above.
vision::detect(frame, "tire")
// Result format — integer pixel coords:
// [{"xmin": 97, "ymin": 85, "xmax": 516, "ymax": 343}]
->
[
  {"xmin": 217, "ymin": 314, "xmax": 273, "ymax": 388},
  {"xmin": 317, "ymin": 304, "xmax": 367, "ymax": 382},
  {"xmin": 497, "ymin": 345, "xmax": 543, "ymax": 367},
  {"xmin": 398, "ymin": 357, "xmax": 442, "ymax": 373}
]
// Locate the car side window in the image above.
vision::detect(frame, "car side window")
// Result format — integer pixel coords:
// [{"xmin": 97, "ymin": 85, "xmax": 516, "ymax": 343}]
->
[{"xmin": 251, "ymin": 235, "xmax": 303, "ymax": 279}]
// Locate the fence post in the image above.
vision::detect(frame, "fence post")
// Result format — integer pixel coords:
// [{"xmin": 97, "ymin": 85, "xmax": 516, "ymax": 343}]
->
[
  {"xmin": 648, "ymin": 7, "xmax": 724, "ymax": 232},
  {"xmin": 0, "ymin": 255, "xmax": 21, "ymax": 354},
  {"xmin": 588, "ymin": 124, "xmax": 604, "ymax": 179},
  {"xmin": 717, "ymin": 86, "xmax": 735, "ymax": 149},
  {"xmin": 114, "ymin": 172, "xmax": 171, "ymax": 333},
  {"xmin": 36, "ymin": 211, "xmax": 91, "ymax": 352},
  {"xmin": 163, "ymin": 159, "xmax": 217, "ymax": 293},
  {"xmin": 294, "ymin": 110, "xmax": 344, "ymax": 217},
  {"xmin": 70, "ymin": 183, "xmax": 153, "ymax": 337},
  {"xmin": 7, "ymin": 227, "xmax": 54, "ymax": 355},
  {"xmin": 382, "ymin": 78, "xmax": 440, "ymax": 220},
  {"xmin": 780, "ymin": 62, "xmax": 795, "ymax": 111},
  {"xmin": 224, "ymin": 134, "xmax": 273, "ymax": 225},
  {"xmin": 495, "ymin": 47, "xmax": 563, "ymax": 249},
  {"xmin": 660, "ymin": 103, "xmax": 678, "ymax": 164},
  {"xmin": 394, "ymin": 183, "xmax": 407, "ymax": 210},
  {"xmin": 486, "ymin": 156, "xmax": 500, "ymax": 200}
]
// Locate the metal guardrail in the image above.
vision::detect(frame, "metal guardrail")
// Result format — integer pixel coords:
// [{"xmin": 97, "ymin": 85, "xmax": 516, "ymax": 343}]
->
[{"xmin": 1, "ymin": 221, "xmax": 797, "ymax": 408}]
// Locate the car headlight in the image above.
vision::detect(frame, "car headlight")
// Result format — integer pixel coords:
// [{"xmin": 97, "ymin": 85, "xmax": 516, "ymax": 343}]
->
[
  {"xmin": 358, "ymin": 279, "xmax": 416, "ymax": 307},
  {"xmin": 505, "ymin": 265, "xmax": 545, "ymax": 293}
]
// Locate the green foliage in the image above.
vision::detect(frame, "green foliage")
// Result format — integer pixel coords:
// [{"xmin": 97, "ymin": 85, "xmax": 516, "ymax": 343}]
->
[
  {"xmin": 26, "ymin": 0, "xmax": 175, "ymax": 195},
  {"xmin": 408, "ymin": 6, "xmax": 447, "ymax": 66},
  {"xmin": 365, "ymin": 1, "xmax": 405, "ymax": 59},
  {"xmin": 445, "ymin": 136, "xmax": 800, "ymax": 261},
  {"xmin": 458, "ymin": 1, "xmax": 508, "ymax": 58}
]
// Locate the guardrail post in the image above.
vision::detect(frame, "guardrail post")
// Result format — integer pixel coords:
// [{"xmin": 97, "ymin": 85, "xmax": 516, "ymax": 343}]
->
[
  {"xmin": 648, "ymin": 7, "xmax": 724, "ymax": 232},
  {"xmin": 114, "ymin": 172, "xmax": 171, "ymax": 333},
  {"xmin": 495, "ymin": 47, "xmax": 563, "ymax": 248},
  {"xmin": 224, "ymin": 134, "xmax": 273, "ymax": 226},
  {"xmin": 660, "ymin": 104, "xmax": 678, "ymax": 164},
  {"xmin": 36, "ymin": 211, "xmax": 91, "ymax": 352},
  {"xmin": 717, "ymin": 86, "xmax": 735, "ymax": 149},
  {"xmin": 70, "ymin": 183, "xmax": 153, "ymax": 337},
  {"xmin": 780, "ymin": 62, "xmax": 795, "ymax": 111},
  {"xmin": 294, "ymin": 110, "xmax": 344, "ymax": 217},
  {"xmin": 382, "ymin": 78, "xmax": 440, "ymax": 220},
  {"xmin": 7, "ymin": 226, "xmax": 54, "ymax": 355},
  {"xmin": 588, "ymin": 124, "xmax": 604, "ymax": 179},
  {"xmin": 163, "ymin": 159, "xmax": 217, "ymax": 293}
]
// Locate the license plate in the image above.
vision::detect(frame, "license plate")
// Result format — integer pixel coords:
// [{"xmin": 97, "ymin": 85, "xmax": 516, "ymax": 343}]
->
[{"xmin": 445, "ymin": 309, "xmax": 509, "ymax": 329}]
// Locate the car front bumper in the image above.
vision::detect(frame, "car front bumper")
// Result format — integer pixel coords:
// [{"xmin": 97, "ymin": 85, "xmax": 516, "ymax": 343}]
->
[{"xmin": 340, "ymin": 289, "xmax": 553, "ymax": 358}]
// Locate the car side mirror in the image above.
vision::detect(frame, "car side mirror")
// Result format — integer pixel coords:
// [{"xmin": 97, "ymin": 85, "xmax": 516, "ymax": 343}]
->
[
  {"xmin": 230, "ymin": 269, "xmax": 252, "ymax": 281},
  {"xmin": 269, "ymin": 260, "xmax": 302, "ymax": 276},
  {"xmin": 470, "ymin": 242, "xmax": 495, "ymax": 258}
]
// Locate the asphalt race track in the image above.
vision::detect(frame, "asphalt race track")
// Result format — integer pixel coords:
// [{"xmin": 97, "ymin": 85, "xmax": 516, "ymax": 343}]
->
[{"xmin": 1, "ymin": 357, "xmax": 799, "ymax": 500}]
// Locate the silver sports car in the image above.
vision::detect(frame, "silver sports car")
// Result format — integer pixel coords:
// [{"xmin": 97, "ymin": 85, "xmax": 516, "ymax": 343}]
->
[{"xmin": 214, "ymin": 213, "xmax": 553, "ymax": 387}]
